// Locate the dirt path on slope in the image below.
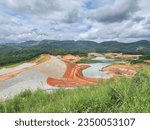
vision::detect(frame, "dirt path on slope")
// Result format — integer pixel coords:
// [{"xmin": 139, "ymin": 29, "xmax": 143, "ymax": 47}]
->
[
  {"xmin": 0, "ymin": 54, "xmax": 51, "ymax": 81},
  {"xmin": 47, "ymin": 61, "xmax": 102, "ymax": 87}
]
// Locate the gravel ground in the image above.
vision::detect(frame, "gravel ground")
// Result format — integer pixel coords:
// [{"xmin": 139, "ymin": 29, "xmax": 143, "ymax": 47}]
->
[
  {"xmin": 0, "ymin": 63, "xmax": 36, "ymax": 75},
  {"xmin": 0, "ymin": 56, "xmax": 66, "ymax": 101}
]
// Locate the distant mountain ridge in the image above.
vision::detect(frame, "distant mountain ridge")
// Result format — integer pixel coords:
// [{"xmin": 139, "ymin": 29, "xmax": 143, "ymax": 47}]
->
[
  {"xmin": 0, "ymin": 39, "xmax": 150, "ymax": 66},
  {"xmin": 1, "ymin": 39, "xmax": 150, "ymax": 53},
  {"xmin": 18, "ymin": 39, "xmax": 150, "ymax": 53}
]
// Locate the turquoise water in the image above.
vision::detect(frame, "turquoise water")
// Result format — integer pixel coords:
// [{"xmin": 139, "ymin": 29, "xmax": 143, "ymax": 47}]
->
[{"xmin": 79, "ymin": 57, "xmax": 118, "ymax": 79}]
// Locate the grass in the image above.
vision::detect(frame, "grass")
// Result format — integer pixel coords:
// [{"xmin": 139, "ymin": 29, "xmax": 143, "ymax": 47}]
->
[
  {"xmin": 76, "ymin": 57, "xmax": 92, "ymax": 63},
  {"xmin": 0, "ymin": 69, "xmax": 150, "ymax": 113},
  {"xmin": 0, "ymin": 59, "xmax": 37, "ymax": 69},
  {"xmin": 0, "ymin": 61, "xmax": 27, "ymax": 69},
  {"xmin": 77, "ymin": 56, "xmax": 97, "ymax": 63},
  {"xmin": 0, "ymin": 54, "xmax": 48, "ymax": 69}
]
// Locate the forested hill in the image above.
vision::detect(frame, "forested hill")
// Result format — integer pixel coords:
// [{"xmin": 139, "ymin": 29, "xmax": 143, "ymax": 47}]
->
[
  {"xmin": 97, "ymin": 40, "xmax": 150, "ymax": 53},
  {"xmin": 0, "ymin": 40, "xmax": 150, "ymax": 66}
]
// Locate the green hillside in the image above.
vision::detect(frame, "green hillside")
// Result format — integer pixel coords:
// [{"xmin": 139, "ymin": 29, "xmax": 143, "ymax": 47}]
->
[
  {"xmin": 97, "ymin": 40, "xmax": 150, "ymax": 53},
  {"xmin": 0, "ymin": 40, "xmax": 150, "ymax": 66}
]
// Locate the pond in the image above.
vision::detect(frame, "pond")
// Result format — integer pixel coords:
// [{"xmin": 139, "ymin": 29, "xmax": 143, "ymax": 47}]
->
[{"xmin": 79, "ymin": 57, "xmax": 121, "ymax": 79}]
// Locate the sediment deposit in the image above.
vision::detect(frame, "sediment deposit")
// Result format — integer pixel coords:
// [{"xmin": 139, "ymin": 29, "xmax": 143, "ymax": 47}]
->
[
  {"xmin": 62, "ymin": 54, "xmax": 81, "ymax": 62},
  {"xmin": 88, "ymin": 52, "xmax": 103, "ymax": 57},
  {"xmin": 144, "ymin": 60, "xmax": 150, "ymax": 64},
  {"xmin": 101, "ymin": 64, "xmax": 137, "ymax": 78},
  {"xmin": 104, "ymin": 53, "xmax": 142, "ymax": 60}
]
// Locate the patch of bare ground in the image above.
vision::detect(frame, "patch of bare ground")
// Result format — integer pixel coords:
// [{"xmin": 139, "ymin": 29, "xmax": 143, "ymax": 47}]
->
[
  {"xmin": 104, "ymin": 53, "xmax": 142, "ymax": 60},
  {"xmin": 101, "ymin": 64, "xmax": 137, "ymax": 78},
  {"xmin": 62, "ymin": 54, "xmax": 82, "ymax": 62}
]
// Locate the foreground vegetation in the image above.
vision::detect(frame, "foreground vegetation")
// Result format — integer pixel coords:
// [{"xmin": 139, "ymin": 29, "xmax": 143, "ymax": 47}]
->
[{"xmin": 0, "ymin": 69, "xmax": 150, "ymax": 113}]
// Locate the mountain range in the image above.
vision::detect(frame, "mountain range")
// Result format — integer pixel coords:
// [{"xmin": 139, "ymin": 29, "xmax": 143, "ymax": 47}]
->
[{"xmin": 0, "ymin": 40, "xmax": 150, "ymax": 66}]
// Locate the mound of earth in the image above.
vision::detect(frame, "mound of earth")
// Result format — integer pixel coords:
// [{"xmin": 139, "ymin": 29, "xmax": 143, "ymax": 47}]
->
[
  {"xmin": 101, "ymin": 64, "xmax": 137, "ymax": 78},
  {"xmin": 0, "ymin": 54, "xmax": 51, "ymax": 81},
  {"xmin": 104, "ymin": 53, "xmax": 141, "ymax": 60},
  {"xmin": 88, "ymin": 52, "xmax": 103, "ymax": 57},
  {"xmin": 144, "ymin": 60, "xmax": 150, "ymax": 64},
  {"xmin": 62, "ymin": 54, "xmax": 81, "ymax": 62},
  {"xmin": 0, "ymin": 55, "xmax": 66, "ymax": 101},
  {"xmin": 0, "ymin": 63, "xmax": 36, "ymax": 81}
]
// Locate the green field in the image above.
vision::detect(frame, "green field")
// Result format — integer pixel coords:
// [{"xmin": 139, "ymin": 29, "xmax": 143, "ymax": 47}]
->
[{"xmin": 0, "ymin": 69, "xmax": 149, "ymax": 113}]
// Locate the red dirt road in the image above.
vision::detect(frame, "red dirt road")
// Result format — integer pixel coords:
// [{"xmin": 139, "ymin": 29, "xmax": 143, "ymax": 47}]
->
[
  {"xmin": 47, "ymin": 61, "xmax": 101, "ymax": 87},
  {"xmin": 0, "ymin": 70, "xmax": 22, "ymax": 81}
]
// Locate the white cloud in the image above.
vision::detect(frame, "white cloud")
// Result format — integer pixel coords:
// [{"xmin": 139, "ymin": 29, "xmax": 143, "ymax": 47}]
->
[
  {"xmin": 87, "ymin": 0, "xmax": 139, "ymax": 23},
  {"xmin": 0, "ymin": 0, "xmax": 85, "ymax": 23},
  {"xmin": 0, "ymin": 0, "xmax": 150, "ymax": 42}
]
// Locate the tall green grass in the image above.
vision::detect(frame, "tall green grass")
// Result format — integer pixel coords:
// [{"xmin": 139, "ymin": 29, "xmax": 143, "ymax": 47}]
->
[{"xmin": 0, "ymin": 70, "xmax": 150, "ymax": 113}]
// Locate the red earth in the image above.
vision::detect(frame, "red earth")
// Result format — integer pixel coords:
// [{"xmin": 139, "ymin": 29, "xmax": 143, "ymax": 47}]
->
[
  {"xmin": 62, "ymin": 54, "xmax": 81, "ymax": 62},
  {"xmin": 47, "ymin": 61, "xmax": 102, "ymax": 87},
  {"xmin": 101, "ymin": 64, "xmax": 137, "ymax": 78}
]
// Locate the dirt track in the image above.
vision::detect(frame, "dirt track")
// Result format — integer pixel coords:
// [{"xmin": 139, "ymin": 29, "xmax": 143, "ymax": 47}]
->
[
  {"xmin": 47, "ymin": 61, "xmax": 101, "ymax": 87},
  {"xmin": 0, "ymin": 54, "xmax": 50, "ymax": 81}
]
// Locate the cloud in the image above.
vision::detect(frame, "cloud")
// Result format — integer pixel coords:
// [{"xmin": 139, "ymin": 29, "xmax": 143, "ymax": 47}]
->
[
  {"xmin": 0, "ymin": 0, "xmax": 150, "ymax": 42},
  {"xmin": 1, "ymin": 0, "xmax": 62, "ymax": 15},
  {"xmin": 0, "ymin": 0, "xmax": 84, "ymax": 23},
  {"xmin": 61, "ymin": 9, "xmax": 81, "ymax": 23},
  {"xmin": 0, "ymin": 12, "xmax": 19, "ymax": 25},
  {"xmin": 88, "ymin": 0, "xmax": 139, "ymax": 23},
  {"xmin": 132, "ymin": 16, "xmax": 145, "ymax": 23},
  {"xmin": 79, "ymin": 13, "xmax": 150, "ymax": 42}
]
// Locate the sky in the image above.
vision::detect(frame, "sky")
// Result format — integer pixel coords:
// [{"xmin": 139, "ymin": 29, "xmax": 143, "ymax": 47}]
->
[{"xmin": 0, "ymin": 0, "xmax": 150, "ymax": 42}]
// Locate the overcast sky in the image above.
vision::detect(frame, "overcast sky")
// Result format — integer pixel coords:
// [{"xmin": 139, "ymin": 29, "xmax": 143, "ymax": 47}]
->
[{"xmin": 0, "ymin": 0, "xmax": 150, "ymax": 42}]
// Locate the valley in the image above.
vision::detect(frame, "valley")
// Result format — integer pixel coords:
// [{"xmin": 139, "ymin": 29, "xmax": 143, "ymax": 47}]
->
[
  {"xmin": 0, "ymin": 51, "xmax": 146, "ymax": 101},
  {"xmin": 1, "ymin": 0, "xmax": 150, "ymax": 114},
  {"xmin": 0, "ymin": 41, "xmax": 149, "ymax": 113}
]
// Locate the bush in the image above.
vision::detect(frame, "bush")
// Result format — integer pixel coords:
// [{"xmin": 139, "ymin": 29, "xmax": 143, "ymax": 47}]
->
[{"xmin": 130, "ymin": 59, "xmax": 144, "ymax": 64}]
